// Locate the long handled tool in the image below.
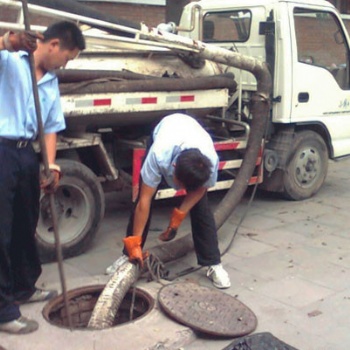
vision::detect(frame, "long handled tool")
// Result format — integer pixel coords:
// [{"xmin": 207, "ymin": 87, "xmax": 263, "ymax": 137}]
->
[{"xmin": 20, "ymin": 0, "xmax": 73, "ymax": 329}]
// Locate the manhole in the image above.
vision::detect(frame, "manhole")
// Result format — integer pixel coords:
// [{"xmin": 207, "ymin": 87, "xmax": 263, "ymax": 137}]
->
[
  {"xmin": 158, "ymin": 282, "xmax": 257, "ymax": 337},
  {"xmin": 42, "ymin": 284, "xmax": 154, "ymax": 329}
]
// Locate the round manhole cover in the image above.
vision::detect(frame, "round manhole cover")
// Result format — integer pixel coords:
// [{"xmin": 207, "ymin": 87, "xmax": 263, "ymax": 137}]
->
[{"xmin": 158, "ymin": 282, "xmax": 257, "ymax": 337}]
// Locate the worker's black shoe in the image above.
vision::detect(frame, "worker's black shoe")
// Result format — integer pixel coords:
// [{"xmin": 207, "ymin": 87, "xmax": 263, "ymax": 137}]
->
[
  {"xmin": 20, "ymin": 288, "xmax": 58, "ymax": 304},
  {"xmin": 0, "ymin": 316, "xmax": 39, "ymax": 334}
]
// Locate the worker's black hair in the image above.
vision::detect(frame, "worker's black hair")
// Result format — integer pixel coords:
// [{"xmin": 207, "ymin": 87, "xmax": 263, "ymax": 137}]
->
[
  {"xmin": 43, "ymin": 21, "xmax": 86, "ymax": 51},
  {"xmin": 175, "ymin": 148, "xmax": 212, "ymax": 192}
]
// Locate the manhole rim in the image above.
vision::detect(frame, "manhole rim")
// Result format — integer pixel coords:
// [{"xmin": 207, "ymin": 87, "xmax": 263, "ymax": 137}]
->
[{"xmin": 42, "ymin": 284, "xmax": 155, "ymax": 330}]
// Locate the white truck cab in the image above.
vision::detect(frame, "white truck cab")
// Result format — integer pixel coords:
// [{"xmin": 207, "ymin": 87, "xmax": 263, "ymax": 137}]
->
[{"xmin": 179, "ymin": 0, "xmax": 350, "ymax": 199}]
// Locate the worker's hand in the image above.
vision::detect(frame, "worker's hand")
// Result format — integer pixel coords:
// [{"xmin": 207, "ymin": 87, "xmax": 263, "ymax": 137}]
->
[
  {"xmin": 123, "ymin": 236, "xmax": 145, "ymax": 268},
  {"xmin": 3, "ymin": 31, "xmax": 44, "ymax": 53},
  {"xmin": 158, "ymin": 207, "xmax": 186, "ymax": 242},
  {"xmin": 40, "ymin": 164, "xmax": 62, "ymax": 194},
  {"xmin": 158, "ymin": 227, "xmax": 178, "ymax": 242}
]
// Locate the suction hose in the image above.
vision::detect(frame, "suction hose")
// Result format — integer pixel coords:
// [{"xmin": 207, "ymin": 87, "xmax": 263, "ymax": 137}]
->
[
  {"xmin": 89, "ymin": 43, "xmax": 271, "ymax": 329},
  {"xmin": 149, "ymin": 45, "xmax": 272, "ymax": 261}
]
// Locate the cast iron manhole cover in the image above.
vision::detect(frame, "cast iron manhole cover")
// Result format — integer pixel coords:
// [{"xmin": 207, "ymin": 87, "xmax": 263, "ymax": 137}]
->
[{"xmin": 158, "ymin": 282, "xmax": 257, "ymax": 337}]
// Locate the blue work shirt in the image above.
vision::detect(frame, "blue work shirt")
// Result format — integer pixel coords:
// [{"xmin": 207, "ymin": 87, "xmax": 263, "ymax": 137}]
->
[
  {"xmin": 141, "ymin": 113, "xmax": 219, "ymax": 189},
  {"xmin": 0, "ymin": 50, "xmax": 65, "ymax": 140}
]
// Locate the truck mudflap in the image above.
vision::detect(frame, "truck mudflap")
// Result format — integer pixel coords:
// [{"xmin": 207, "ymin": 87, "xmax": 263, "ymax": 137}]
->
[{"xmin": 131, "ymin": 139, "xmax": 263, "ymax": 201}]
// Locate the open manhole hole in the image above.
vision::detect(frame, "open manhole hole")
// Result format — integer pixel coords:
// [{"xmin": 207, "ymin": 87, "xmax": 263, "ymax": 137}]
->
[{"xmin": 42, "ymin": 284, "xmax": 154, "ymax": 329}]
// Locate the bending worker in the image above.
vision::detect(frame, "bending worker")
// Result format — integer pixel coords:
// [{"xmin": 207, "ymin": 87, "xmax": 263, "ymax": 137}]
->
[
  {"xmin": 0, "ymin": 22, "xmax": 85, "ymax": 334},
  {"xmin": 107, "ymin": 113, "xmax": 231, "ymax": 289}
]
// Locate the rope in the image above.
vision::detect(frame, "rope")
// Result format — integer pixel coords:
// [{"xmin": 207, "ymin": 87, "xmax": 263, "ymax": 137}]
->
[
  {"xmin": 142, "ymin": 182, "xmax": 259, "ymax": 284},
  {"xmin": 144, "ymin": 253, "xmax": 169, "ymax": 285},
  {"xmin": 129, "ymin": 284, "xmax": 136, "ymax": 321},
  {"xmin": 141, "ymin": 170, "xmax": 262, "ymax": 284}
]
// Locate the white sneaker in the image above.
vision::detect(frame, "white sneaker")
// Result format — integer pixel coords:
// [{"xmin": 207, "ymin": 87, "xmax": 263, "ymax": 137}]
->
[
  {"xmin": 0, "ymin": 316, "xmax": 38, "ymax": 334},
  {"xmin": 206, "ymin": 263, "xmax": 231, "ymax": 289},
  {"xmin": 105, "ymin": 255, "xmax": 128, "ymax": 275}
]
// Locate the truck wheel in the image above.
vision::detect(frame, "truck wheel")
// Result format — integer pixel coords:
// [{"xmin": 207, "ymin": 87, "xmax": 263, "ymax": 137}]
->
[
  {"xmin": 283, "ymin": 130, "xmax": 328, "ymax": 200},
  {"xmin": 36, "ymin": 160, "xmax": 105, "ymax": 263}
]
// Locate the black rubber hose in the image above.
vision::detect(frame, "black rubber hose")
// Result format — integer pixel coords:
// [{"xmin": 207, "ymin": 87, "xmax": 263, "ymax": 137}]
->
[
  {"xmin": 58, "ymin": 73, "xmax": 237, "ymax": 95},
  {"xmin": 148, "ymin": 53, "xmax": 272, "ymax": 262}
]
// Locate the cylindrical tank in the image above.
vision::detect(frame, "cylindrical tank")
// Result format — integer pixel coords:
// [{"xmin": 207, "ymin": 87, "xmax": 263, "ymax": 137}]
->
[{"xmin": 60, "ymin": 52, "xmax": 231, "ymax": 132}]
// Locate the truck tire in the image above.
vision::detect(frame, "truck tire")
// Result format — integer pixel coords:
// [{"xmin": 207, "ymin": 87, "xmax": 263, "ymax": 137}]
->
[
  {"xmin": 283, "ymin": 130, "xmax": 328, "ymax": 200},
  {"xmin": 36, "ymin": 160, "xmax": 105, "ymax": 263}
]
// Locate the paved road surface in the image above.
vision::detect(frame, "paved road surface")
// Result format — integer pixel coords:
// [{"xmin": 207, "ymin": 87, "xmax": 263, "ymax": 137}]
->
[{"xmin": 1, "ymin": 158, "xmax": 350, "ymax": 350}]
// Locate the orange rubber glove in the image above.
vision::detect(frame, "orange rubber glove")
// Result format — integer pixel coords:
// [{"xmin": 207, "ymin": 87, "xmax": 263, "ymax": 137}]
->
[
  {"xmin": 123, "ymin": 236, "xmax": 143, "ymax": 267},
  {"xmin": 158, "ymin": 208, "xmax": 186, "ymax": 242}
]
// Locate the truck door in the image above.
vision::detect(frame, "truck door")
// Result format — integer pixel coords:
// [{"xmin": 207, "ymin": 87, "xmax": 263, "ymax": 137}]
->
[{"xmin": 289, "ymin": 5, "xmax": 350, "ymax": 158}]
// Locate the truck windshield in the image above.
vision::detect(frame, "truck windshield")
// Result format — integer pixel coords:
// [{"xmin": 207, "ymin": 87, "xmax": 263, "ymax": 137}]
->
[
  {"xmin": 203, "ymin": 10, "xmax": 251, "ymax": 43},
  {"xmin": 294, "ymin": 8, "xmax": 349, "ymax": 89}
]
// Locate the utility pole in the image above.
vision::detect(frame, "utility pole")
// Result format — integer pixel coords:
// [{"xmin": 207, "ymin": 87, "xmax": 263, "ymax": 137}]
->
[{"xmin": 165, "ymin": 0, "xmax": 190, "ymax": 24}]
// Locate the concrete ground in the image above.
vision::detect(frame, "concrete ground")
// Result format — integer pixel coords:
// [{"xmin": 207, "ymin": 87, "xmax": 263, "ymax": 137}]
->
[{"xmin": 2, "ymin": 158, "xmax": 350, "ymax": 350}]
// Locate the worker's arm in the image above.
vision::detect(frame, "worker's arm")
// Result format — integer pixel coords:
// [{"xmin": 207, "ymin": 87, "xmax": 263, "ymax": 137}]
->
[
  {"xmin": 179, "ymin": 186, "xmax": 207, "ymax": 213},
  {"xmin": 133, "ymin": 182, "xmax": 157, "ymax": 236},
  {"xmin": 158, "ymin": 186, "xmax": 207, "ymax": 242},
  {"xmin": 123, "ymin": 182, "xmax": 157, "ymax": 267},
  {"xmin": 0, "ymin": 35, "xmax": 5, "ymax": 51},
  {"xmin": 0, "ymin": 31, "xmax": 43, "ymax": 52},
  {"xmin": 45, "ymin": 132, "xmax": 57, "ymax": 164}
]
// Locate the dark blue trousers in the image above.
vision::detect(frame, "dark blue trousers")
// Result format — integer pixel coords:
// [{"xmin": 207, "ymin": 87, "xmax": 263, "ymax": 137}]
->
[{"xmin": 0, "ymin": 143, "xmax": 41, "ymax": 323}]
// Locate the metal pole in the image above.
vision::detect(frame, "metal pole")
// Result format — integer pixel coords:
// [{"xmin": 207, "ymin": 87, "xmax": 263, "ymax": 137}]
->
[{"xmin": 20, "ymin": 0, "xmax": 73, "ymax": 330}]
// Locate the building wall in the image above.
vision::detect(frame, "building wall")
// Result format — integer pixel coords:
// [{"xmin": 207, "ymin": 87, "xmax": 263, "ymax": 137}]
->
[
  {"xmin": 0, "ymin": 1, "xmax": 166, "ymax": 32},
  {"xmin": 1, "ymin": 1, "xmax": 348, "ymax": 36},
  {"xmin": 1, "ymin": 1, "xmax": 348, "ymax": 30},
  {"xmin": 80, "ymin": 0, "xmax": 349, "ymax": 25},
  {"xmin": 0, "ymin": 2, "xmax": 165, "ymax": 36},
  {"xmin": 329, "ymin": 0, "xmax": 350, "ymax": 14},
  {"xmin": 79, "ymin": 1, "xmax": 165, "ymax": 27}
]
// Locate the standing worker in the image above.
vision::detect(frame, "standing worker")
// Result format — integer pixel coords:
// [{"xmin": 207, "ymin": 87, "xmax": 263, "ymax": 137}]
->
[
  {"xmin": 0, "ymin": 21, "xmax": 85, "ymax": 334},
  {"xmin": 107, "ymin": 113, "xmax": 231, "ymax": 289}
]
